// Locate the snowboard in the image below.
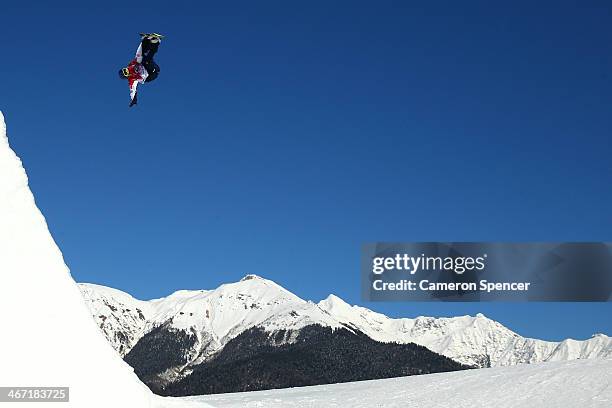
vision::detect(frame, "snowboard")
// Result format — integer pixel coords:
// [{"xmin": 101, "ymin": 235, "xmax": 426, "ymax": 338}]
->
[{"xmin": 139, "ymin": 33, "xmax": 164, "ymax": 41}]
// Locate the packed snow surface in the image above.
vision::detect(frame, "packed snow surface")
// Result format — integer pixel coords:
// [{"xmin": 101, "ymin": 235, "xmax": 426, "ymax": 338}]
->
[
  {"xmin": 186, "ymin": 358, "xmax": 612, "ymax": 408},
  {"xmin": 0, "ymin": 112, "xmax": 153, "ymax": 407}
]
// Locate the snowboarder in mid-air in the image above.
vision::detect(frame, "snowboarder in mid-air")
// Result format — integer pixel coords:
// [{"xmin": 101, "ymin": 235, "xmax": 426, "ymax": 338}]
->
[{"xmin": 119, "ymin": 33, "xmax": 163, "ymax": 107}]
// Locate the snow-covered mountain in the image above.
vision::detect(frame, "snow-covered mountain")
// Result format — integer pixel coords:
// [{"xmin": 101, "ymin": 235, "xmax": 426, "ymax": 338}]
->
[
  {"xmin": 80, "ymin": 283, "xmax": 152, "ymax": 356},
  {"xmin": 82, "ymin": 275, "xmax": 468, "ymax": 394},
  {"xmin": 81, "ymin": 275, "xmax": 343, "ymax": 362},
  {"xmin": 319, "ymin": 294, "xmax": 612, "ymax": 367},
  {"xmin": 0, "ymin": 111, "xmax": 153, "ymax": 407},
  {"xmin": 80, "ymin": 274, "xmax": 612, "ymax": 373}
]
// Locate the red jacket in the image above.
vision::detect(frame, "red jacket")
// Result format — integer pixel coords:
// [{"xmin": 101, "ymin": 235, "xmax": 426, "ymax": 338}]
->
[{"xmin": 126, "ymin": 44, "xmax": 149, "ymax": 102}]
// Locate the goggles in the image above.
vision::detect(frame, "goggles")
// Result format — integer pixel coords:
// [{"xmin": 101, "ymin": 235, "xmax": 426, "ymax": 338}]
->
[{"xmin": 121, "ymin": 68, "xmax": 130, "ymax": 77}]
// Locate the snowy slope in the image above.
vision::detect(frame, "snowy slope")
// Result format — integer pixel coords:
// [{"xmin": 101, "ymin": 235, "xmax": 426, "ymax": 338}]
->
[
  {"xmin": 191, "ymin": 358, "xmax": 612, "ymax": 408},
  {"xmin": 0, "ymin": 111, "xmax": 155, "ymax": 407},
  {"xmin": 81, "ymin": 277, "xmax": 612, "ymax": 370}
]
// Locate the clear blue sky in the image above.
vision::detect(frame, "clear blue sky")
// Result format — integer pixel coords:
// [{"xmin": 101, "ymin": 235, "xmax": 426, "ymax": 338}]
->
[{"xmin": 2, "ymin": 1, "xmax": 611, "ymax": 341}]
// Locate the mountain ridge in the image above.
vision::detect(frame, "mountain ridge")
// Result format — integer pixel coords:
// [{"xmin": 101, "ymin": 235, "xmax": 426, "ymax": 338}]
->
[{"xmin": 80, "ymin": 275, "xmax": 612, "ymax": 370}]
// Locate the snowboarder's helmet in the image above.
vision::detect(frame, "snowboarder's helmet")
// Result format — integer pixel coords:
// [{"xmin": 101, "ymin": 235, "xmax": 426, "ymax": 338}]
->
[{"xmin": 119, "ymin": 68, "xmax": 129, "ymax": 79}]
